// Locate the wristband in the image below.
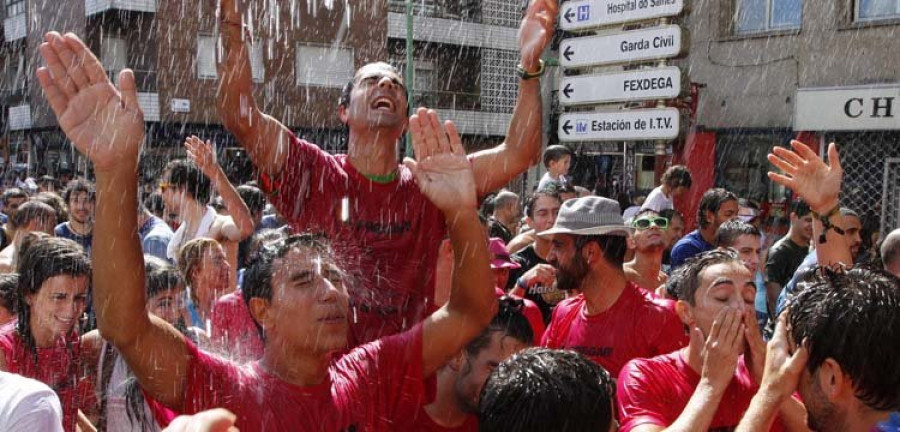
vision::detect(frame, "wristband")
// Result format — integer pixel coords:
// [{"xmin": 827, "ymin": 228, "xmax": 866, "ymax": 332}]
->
[
  {"xmin": 811, "ymin": 204, "xmax": 845, "ymax": 244},
  {"xmin": 516, "ymin": 59, "xmax": 545, "ymax": 80},
  {"xmin": 516, "ymin": 277, "xmax": 529, "ymax": 290}
]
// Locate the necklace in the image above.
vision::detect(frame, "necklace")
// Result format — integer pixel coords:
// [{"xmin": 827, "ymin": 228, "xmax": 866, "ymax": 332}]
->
[{"xmin": 364, "ymin": 171, "xmax": 398, "ymax": 183}]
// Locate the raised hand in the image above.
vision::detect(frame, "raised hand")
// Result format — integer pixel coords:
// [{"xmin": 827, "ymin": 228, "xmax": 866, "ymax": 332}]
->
[
  {"xmin": 768, "ymin": 140, "xmax": 842, "ymax": 213},
  {"xmin": 403, "ymin": 108, "xmax": 477, "ymax": 217},
  {"xmin": 698, "ymin": 307, "xmax": 744, "ymax": 389},
  {"xmin": 519, "ymin": 0, "xmax": 558, "ymax": 71},
  {"xmin": 36, "ymin": 32, "xmax": 144, "ymax": 172},
  {"xmin": 185, "ymin": 136, "xmax": 219, "ymax": 177},
  {"xmin": 758, "ymin": 314, "xmax": 808, "ymax": 398}
]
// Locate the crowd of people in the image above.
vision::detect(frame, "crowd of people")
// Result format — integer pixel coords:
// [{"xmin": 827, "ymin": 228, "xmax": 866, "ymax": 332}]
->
[{"xmin": 0, "ymin": 0, "xmax": 899, "ymax": 431}]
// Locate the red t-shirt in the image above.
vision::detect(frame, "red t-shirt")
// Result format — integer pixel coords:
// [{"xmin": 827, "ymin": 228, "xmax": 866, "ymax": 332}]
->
[
  {"xmin": 260, "ymin": 134, "xmax": 447, "ymax": 346},
  {"xmin": 541, "ymin": 283, "xmax": 687, "ymax": 377},
  {"xmin": 170, "ymin": 323, "xmax": 427, "ymax": 431},
  {"xmin": 617, "ymin": 350, "xmax": 786, "ymax": 431},
  {"xmin": 0, "ymin": 321, "xmax": 95, "ymax": 432},
  {"xmin": 397, "ymin": 375, "xmax": 479, "ymax": 431},
  {"xmin": 210, "ymin": 291, "xmax": 264, "ymax": 362}
]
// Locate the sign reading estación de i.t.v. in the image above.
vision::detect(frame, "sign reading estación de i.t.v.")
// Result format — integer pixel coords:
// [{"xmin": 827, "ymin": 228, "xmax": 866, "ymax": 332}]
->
[{"xmin": 561, "ymin": 0, "xmax": 685, "ymax": 32}]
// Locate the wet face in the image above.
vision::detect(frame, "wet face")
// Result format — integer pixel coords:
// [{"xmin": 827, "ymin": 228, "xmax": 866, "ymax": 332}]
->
[
  {"xmin": 159, "ymin": 171, "xmax": 184, "ymax": 214},
  {"xmin": 632, "ymin": 212, "xmax": 668, "ymax": 253},
  {"xmin": 729, "ymin": 234, "xmax": 761, "ymax": 274},
  {"xmin": 192, "ymin": 245, "xmax": 231, "ymax": 309},
  {"xmin": 528, "ymin": 196, "xmax": 562, "ymax": 235},
  {"xmin": 26, "ymin": 275, "xmax": 89, "ymax": 342},
  {"xmin": 68, "ymin": 191, "xmax": 95, "ymax": 225},
  {"xmin": 547, "ymin": 234, "xmax": 588, "ymax": 292},
  {"xmin": 340, "ymin": 63, "xmax": 409, "ymax": 132},
  {"xmin": 844, "ymin": 215, "xmax": 863, "ymax": 261},
  {"xmin": 454, "ymin": 333, "xmax": 530, "ymax": 413},
  {"xmin": 708, "ymin": 200, "xmax": 739, "ymax": 232},
  {"xmin": 792, "ymin": 212, "xmax": 814, "ymax": 244},
  {"xmin": 682, "ymin": 261, "xmax": 755, "ymax": 353},
  {"xmin": 148, "ymin": 287, "xmax": 186, "ymax": 327},
  {"xmin": 264, "ymin": 247, "xmax": 350, "ymax": 354},
  {"xmin": 668, "ymin": 216, "xmax": 685, "ymax": 246}
]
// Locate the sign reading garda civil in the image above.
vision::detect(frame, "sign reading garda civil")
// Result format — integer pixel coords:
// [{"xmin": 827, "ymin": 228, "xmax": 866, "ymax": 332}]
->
[
  {"xmin": 559, "ymin": 67, "xmax": 681, "ymax": 106},
  {"xmin": 558, "ymin": 108, "xmax": 680, "ymax": 142},
  {"xmin": 561, "ymin": 0, "xmax": 684, "ymax": 32},
  {"xmin": 794, "ymin": 85, "xmax": 900, "ymax": 131},
  {"xmin": 560, "ymin": 25, "xmax": 683, "ymax": 68}
]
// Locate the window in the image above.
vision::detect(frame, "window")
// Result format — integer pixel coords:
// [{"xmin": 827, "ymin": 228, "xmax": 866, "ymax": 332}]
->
[
  {"xmin": 2, "ymin": 50, "xmax": 25, "ymax": 92},
  {"xmin": 101, "ymin": 37, "xmax": 127, "ymax": 82},
  {"xmin": 393, "ymin": 59, "xmax": 435, "ymax": 106},
  {"xmin": 295, "ymin": 45, "xmax": 354, "ymax": 88},
  {"xmin": 857, "ymin": 0, "xmax": 900, "ymax": 21},
  {"xmin": 734, "ymin": 0, "xmax": 802, "ymax": 34},
  {"xmin": 196, "ymin": 35, "xmax": 219, "ymax": 80},
  {"xmin": 5, "ymin": 0, "xmax": 24, "ymax": 17}
]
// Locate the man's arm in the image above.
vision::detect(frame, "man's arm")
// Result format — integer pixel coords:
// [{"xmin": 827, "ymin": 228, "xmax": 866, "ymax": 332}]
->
[
  {"xmin": 36, "ymin": 32, "xmax": 190, "ymax": 409},
  {"xmin": 185, "ymin": 136, "xmax": 254, "ymax": 241},
  {"xmin": 469, "ymin": 0, "xmax": 556, "ymax": 196},
  {"xmin": 217, "ymin": 0, "xmax": 292, "ymax": 178},
  {"xmin": 404, "ymin": 111, "xmax": 497, "ymax": 377}
]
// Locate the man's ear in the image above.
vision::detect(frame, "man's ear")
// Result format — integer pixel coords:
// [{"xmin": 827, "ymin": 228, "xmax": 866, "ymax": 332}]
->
[
  {"xmin": 626, "ymin": 234, "xmax": 636, "ymax": 251},
  {"xmin": 448, "ymin": 350, "xmax": 467, "ymax": 372},
  {"xmin": 675, "ymin": 300, "xmax": 694, "ymax": 326},
  {"xmin": 338, "ymin": 104, "xmax": 349, "ymax": 124},
  {"xmin": 817, "ymin": 358, "xmax": 851, "ymax": 403},
  {"xmin": 248, "ymin": 297, "xmax": 272, "ymax": 332}
]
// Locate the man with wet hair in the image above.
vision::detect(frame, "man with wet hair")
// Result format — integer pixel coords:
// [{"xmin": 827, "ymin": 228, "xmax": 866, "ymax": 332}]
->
[
  {"xmin": 881, "ymin": 228, "xmax": 900, "ymax": 278},
  {"xmin": 478, "ymin": 347, "xmax": 617, "ymax": 432},
  {"xmin": 216, "ymin": 0, "xmax": 557, "ymax": 345},
  {"xmin": 670, "ymin": 188, "xmax": 738, "ymax": 270},
  {"xmin": 56, "ymin": 179, "xmax": 96, "ymax": 255},
  {"xmin": 488, "ymin": 191, "xmax": 520, "ymax": 244}
]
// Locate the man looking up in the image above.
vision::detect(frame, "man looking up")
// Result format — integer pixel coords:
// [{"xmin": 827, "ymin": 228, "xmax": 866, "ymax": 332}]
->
[
  {"xmin": 35, "ymin": 32, "xmax": 496, "ymax": 431},
  {"xmin": 55, "ymin": 179, "xmax": 95, "ymax": 255},
  {"xmin": 670, "ymin": 188, "xmax": 738, "ymax": 270},
  {"xmin": 217, "ymin": 0, "xmax": 557, "ymax": 345},
  {"xmin": 488, "ymin": 191, "xmax": 520, "ymax": 244},
  {"xmin": 540, "ymin": 197, "xmax": 686, "ymax": 376},
  {"xmin": 624, "ymin": 209, "xmax": 670, "ymax": 292}
]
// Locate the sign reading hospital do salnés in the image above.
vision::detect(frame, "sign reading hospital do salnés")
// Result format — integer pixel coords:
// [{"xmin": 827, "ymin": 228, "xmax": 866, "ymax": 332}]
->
[{"xmin": 561, "ymin": 0, "xmax": 685, "ymax": 32}]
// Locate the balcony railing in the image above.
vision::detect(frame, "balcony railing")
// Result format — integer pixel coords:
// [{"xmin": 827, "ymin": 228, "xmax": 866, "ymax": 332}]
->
[
  {"xmin": 85, "ymin": 0, "xmax": 156, "ymax": 16},
  {"xmin": 410, "ymin": 90, "xmax": 481, "ymax": 111},
  {"xmin": 387, "ymin": 0, "xmax": 481, "ymax": 23},
  {"xmin": 3, "ymin": 14, "xmax": 26, "ymax": 42},
  {"xmin": 106, "ymin": 69, "xmax": 157, "ymax": 92}
]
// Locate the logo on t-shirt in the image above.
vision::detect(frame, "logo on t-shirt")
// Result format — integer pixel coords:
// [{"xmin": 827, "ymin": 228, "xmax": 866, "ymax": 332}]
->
[
  {"xmin": 572, "ymin": 345, "xmax": 613, "ymax": 358},
  {"xmin": 530, "ymin": 285, "xmax": 566, "ymax": 305}
]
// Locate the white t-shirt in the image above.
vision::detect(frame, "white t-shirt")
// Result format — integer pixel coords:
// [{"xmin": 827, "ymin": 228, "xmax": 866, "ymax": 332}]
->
[
  {"xmin": 0, "ymin": 371, "xmax": 64, "ymax": 432},
  {"xmin": 641, "ymin": 186, "xmax": 674, "ymax": 212},
  {"xmin": 538, "ymin": 172, "xmax": 563, "ymax": 191}
]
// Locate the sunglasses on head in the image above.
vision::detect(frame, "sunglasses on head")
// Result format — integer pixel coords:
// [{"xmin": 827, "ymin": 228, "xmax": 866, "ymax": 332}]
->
[
  {"xmin": 158, "ymin": 182, "xmax": 174, "ymax": 192},
  {"xmin": 633, "ymin": 217, "xmax": 669, "ymax": 230}
]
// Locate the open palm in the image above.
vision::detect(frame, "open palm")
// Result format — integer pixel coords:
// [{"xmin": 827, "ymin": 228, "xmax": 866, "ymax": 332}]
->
[
  {"xmin": 404, "ymin": 108, "xmax": 477, "ymax": 214},
  {"xmin": 36, "ymin": 32, "xmax": 144, "ymax": 172},
  {"xmin": 768, "ymin": 140, "xmax": 842, "ymax": 211},
  {"xmin": 519, "ymin": 0, "xmax": 557, "ymax": 70}
]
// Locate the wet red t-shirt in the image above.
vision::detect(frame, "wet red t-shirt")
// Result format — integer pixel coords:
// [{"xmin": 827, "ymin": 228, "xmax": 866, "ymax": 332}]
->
[
  {"xmin": 617, "ymin": 350, "xmax": 786, "ymax": 431},
  {"xmin": 210, "ymin": 291, "xmax": 264, "ymax": 362},
  {"xmin": 260, "ymin": 134, "xmax": 446, "ymax": 346},
  {"xmin": 0, "ymin": 321, "xmax": 94, "ymax": 432},
  {"xmin": 172, "ymin": 323, "xmax": 426, "ymax": 431},
  {"xmin": 541, "ymin": 283, "xmax": 687, "ymax": 377}
]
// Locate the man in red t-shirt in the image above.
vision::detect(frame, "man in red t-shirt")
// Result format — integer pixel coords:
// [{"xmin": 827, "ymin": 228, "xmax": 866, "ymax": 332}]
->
[
  {"xmin": 616, "ymin": 250, "xmax": 806, "ymax": 431},
  {"xmin": 216, "ymin": 0, "xmax": 557, "ymax": 346},
  {"xmin": 539, "ymin": 197, "xmax": 687, "ymax": 377},
  {"xmin": 37, "ymin": 35, "xmax": 497, "ymax": 431}
]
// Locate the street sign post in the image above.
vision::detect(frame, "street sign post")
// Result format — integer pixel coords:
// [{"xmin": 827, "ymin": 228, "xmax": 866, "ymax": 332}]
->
[
  {"xmin": 560, "ymin": 25, "xmax": 683, "ymax": 68},
  {"xmin": 558, "ymin": 108, "xmax": 680, "ymax": 142},
  {"xmin": 561, "ymin": 0, "xmax": 685, "ymax": 32},
  {"xmin": 559, "ymin": 66, "xmax": 682, "ymax": 106}
]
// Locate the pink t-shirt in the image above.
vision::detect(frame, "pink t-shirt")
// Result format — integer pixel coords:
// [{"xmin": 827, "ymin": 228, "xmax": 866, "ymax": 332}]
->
[
  {"xmin": 170, "ymin": 323, "xmax": 426, "ymax": 431},
  {"xmin": 0, "ymin": 322, "xmax": 94, "ymax": 432},
  {"xmin": 541, "ymin": 283, "xmax": 687, "ymax": 377},
  {"xmin": 210, "ymin": 291, "xmax": 264, "ymax": 362},
  {"xmin": 260, "ymin": 134, "xmax": 447, "ymax": 346},
  {"xmin": 617, "ymin": 350, "xmax": 786, "ymax": 431}
]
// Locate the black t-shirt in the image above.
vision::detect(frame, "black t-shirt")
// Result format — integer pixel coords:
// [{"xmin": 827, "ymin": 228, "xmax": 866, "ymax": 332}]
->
[
  {"xmin": 488, "ymin": 217, "xmax": 513, "ymax": 244},
  {"xmin": 765, "ymin": 237, "xmax": 809, "ymax": 287},
  {"xmin": 506, "ymin": 244, "xmax": 565, "ymax": 324}
]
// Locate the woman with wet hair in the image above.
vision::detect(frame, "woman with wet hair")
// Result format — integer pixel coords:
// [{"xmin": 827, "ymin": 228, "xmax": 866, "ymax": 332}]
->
[
  {"xmin": 0, "ymin": 236, "xmax": 96, "ymax": 432},
  {"xmin": 177, "ymin": 237, "xmax": 232, "ymax": 337}
]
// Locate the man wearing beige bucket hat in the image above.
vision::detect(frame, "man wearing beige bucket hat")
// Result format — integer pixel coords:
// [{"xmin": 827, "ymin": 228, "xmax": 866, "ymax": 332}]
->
[{"xmin": 540, "ymin": 196, "xmax": 687, "ymax": 376}]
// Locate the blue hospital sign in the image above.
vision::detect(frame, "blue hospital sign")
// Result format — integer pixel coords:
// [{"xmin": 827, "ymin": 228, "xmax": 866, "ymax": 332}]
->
[{"xmin": 577, "ymin": 5, "xmax": 590, "ymax": 21}]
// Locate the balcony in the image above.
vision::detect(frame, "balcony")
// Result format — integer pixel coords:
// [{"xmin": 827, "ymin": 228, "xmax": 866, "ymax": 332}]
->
[
  {"xmin": 441, "ymin": 109, "xmax": 512, "ymax": 137},
  {"xmin": 106, "ymin": 69, "xmax": 158, "ymax": 93},
  {"xmin": 3, "ymin": 14, "xmax": 26, "ymax": 42},
  {"xmin": 387, "ymin": 1, "xmax": 481, "ymax": 23},
  {"xmin": 387, "ymin": 7, "xmax": 517, "ymax": 51},
  {"xmin": 411, "ymin": 90, "xmax": 481, "ymax": 111},
  {"xmin": 85, "ymin": 0, "xmax": 156, "ymax": 16},
  {"xmin": 8, "ymin": 104, "xmax": 31, "ymax": 131}
]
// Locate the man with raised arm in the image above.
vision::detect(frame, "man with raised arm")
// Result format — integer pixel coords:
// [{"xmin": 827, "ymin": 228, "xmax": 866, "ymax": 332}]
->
[
  {"xmin": 36, "ymin": 32, "xmax": 496, "ymax": 431},
  {"xmin": 216, "ymin": 0, "xmax": 556, "ymax": 345}
]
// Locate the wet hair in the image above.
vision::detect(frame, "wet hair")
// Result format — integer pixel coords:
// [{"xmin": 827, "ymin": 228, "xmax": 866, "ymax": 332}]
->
[
  {"xmin": 881, "ymin": 229, "xmax": 900, "ymax": 271},
  {"xmin": 176, "ymin": 237, "xmax": 221, "ymax": 289},
  {"xmin": 0, "ymin": 274, "xmax": 18, "ymax": 315},
  {"xmin": 715, "ymin": 219, "xmax": 761, "ymax": 248},
  {"xmin": 661, "ymin": 165, "xmax": 692, "ymax": 189},
  {"xmin": 492, "ymin": 191, "xmax": 519, "ymax": 214},
  {"xmin": 33, "ymin": 192, "xmax": 69, "ymax": 225},
  {"xmin": 464, "ymin": 297, "xmax": 534, "ymax": 361},
  {"xmin": 524, "ymin": 189, "xmax": 562, "ymax": 219},
  {"xmin": 634, "ymin": 208, "xmax": 660, "ymax": 220},
  {"xmin": 145, "ymin": 255, "xmax": 184, "ymax": 299},
  {"xmin": 11, "ymin": 201, "xmax": 55, "ymax": 230},
  {"xmin": 242, "ymin": 234, "xmax": 334, "ymax": 338},
  {"xmin": 790, "ymin": 199, "xmax": 811, "ymax": 218},
  {"xmin": 575, "ymin": 234, "xmax": 628, "ymax": 268},
  {"xmin": 143, "ymin": 192, "xmax": 166, "ymax": 218},
  {"xmin": 660, "ymin": 208, "xmax": 684, "ymax": 224},
  {"xmin": 788, "ymin": 267, "xmax": 900, "ymax": 411},
  {"xmin": 675, "ymin": 249, "xmax": 741, "ymax": 305},
  {"xmin": 237, "ymin": 185, "xmax": 267, "ymax": 216},
  {"xmin": 479, "ymin": 347, "xmax": 616, "ymax": 432},
  {"xmin": 542, "ymin": 145, "xmax": 574, "ymax": 168},
  {"xmin": 15, "ymin": 237, "xmax": 91, "ymax": 362},
  {"xmin": 1, "ymin": 187, "xmax": 27, "ymax": 204},
  {"xmin": 697, "ymin": 188, "xmax": 737, "ymax": 229},
  {"xmin": 62, "ymin": 179, "xmax": 96, "ymax": 204},
  {"xmin": 164, "ymin": 159, "xmax": 211, "ymax": 204}
]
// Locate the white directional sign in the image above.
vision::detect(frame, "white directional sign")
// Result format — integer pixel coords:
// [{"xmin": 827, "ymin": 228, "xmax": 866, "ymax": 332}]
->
[
  {"xmin": 560, "ymin": 67, "xmax": 682, "ymax": 106},
  {"xmin": 558, "ymin": 108, "xmax": 680, "ymax": 141},
  {"xmin": 561, "ymin": 0, "xmax": 685, "ymax": 32},
  {"xmin": 560, "ymin": 25, "xmax": 683, "ymax": 68}
]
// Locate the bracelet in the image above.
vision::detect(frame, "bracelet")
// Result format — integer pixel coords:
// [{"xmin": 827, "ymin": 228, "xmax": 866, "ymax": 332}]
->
[
  {"xmin": 516, "ymin": 59, "xmax": 545, "ymax": 80},
  {"xmin": 516, "ymin": 277, "xmax": 529, "ymax": 290},
  {"xmin": 811, "ymin": 204, "xmax": 844, "ymax": 244}
]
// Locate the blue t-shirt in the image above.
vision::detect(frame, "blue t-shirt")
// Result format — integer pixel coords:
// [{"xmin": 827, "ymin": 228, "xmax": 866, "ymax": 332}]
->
[
  {"xmin": 55, "ymin": 222, "xmax": 92, "ymax": 256},
  {"xmin": 776, "ymin": 250, "xmax": 819, "ymax": 318},
  {"xmin": 139, "ymin": 215, "xmax": 174, "ymax": 262},
  {"xmin": 670, "ymin": 230, "xmax": 714, "ymax": 270}
]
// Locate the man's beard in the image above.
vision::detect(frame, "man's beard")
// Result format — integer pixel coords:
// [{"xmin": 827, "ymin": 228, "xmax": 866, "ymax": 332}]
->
[
  {"xmin": 556, "ymin": 253, "xmax": 589, "ymax": 292},
  {"xmin": 805, "ymin": 375, "xmax": 843, "ymax": 432}
]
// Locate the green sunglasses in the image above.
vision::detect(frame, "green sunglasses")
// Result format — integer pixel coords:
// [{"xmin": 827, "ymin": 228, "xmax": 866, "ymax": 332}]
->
[{"xmin": 633, "ymin": 216, "xmax": 669, "ymax": 230}]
